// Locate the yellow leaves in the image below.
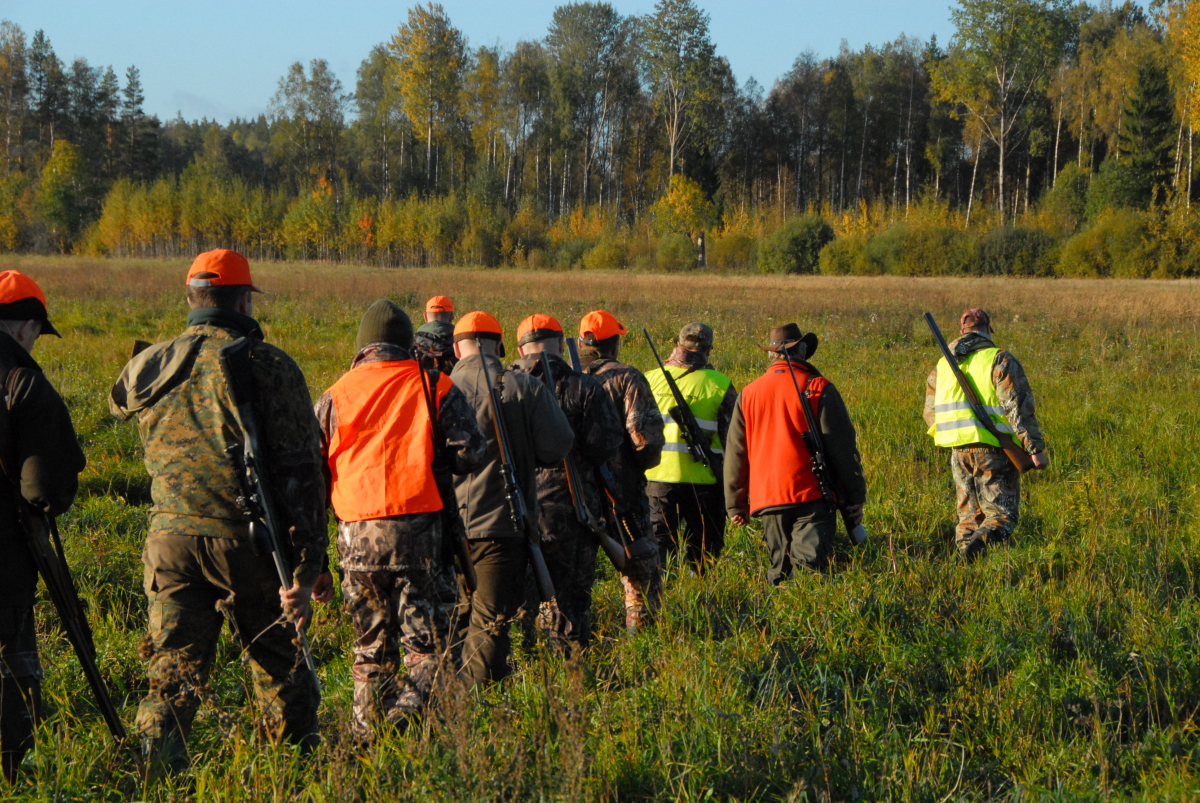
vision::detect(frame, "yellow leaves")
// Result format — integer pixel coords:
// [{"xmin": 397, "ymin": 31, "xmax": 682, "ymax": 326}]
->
[
  {"xmin": 649, "ymin": 175, "xmax": 714, "ymax": 236},
  {"xmin": 388, "ymin": 2, "xmax": 465, "ymax": 145}
]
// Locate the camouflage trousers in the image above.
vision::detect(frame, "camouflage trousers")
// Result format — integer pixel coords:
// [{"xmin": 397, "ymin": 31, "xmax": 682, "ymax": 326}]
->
[
  {"xmin": 951, "ymin": 447, "xmax": 1021, "ymax": 559},
  {"xmin": 0, "ymin": 607, "xmax": 41, "ymax": 782},
  {"xmin": 341, "ymin": 560, "xmax": 458, "ymax": 740},
  {"xmin": 606, "ymin": 494, "xmax": 661, "ymax": 630},
  {"xmin": 136, "ymin": 535, "xmax": 319, "ymax": 773},
  {"xmin": 520, "ymin": 508, "xmax": 598, "ymax": 654}
]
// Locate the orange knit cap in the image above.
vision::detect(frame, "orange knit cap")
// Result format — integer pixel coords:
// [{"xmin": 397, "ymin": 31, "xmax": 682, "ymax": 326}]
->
[{"xmin": 453, "ymin": 311, "xmax": 503, "ymax": 342}]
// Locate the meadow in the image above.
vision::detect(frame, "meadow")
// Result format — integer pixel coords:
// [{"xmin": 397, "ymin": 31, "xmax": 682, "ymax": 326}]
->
[{"xmin": 4, "ymin": 255, "xmax": 1200, "ymax": 801}]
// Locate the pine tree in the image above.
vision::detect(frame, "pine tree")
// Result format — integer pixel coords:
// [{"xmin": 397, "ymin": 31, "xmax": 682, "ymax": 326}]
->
[{"xmin": 1118, "ymin": 56, "xmax": 1175, "ymax": 198}]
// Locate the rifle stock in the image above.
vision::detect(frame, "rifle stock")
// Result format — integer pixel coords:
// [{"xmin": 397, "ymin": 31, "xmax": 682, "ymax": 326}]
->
[
  {"xmin": 922, "ymin": 313, "xmax": 1035, "ymax": 474},
  {"xmin": 476, "ymin": 348, "xmax": 556, "ymax": 602},
  {"xmin": 535, "ymin": 352, "xmax": 627, "ymax": 571},
  {"xmin": 218, "ymin": 338, "xmax": 320, "ymax": 692}
]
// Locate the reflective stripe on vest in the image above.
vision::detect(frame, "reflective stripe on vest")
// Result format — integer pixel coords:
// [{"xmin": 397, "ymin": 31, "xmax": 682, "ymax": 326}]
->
[
  {"xmin": 739, "ymin": 363, "xmax": 828, "ymax": 514},
  {"xmin": 928, "ymin": 347, "xmax": 1011, "ymax": 448},
  {"xmin": 326, "ymin": 360, "xmax": 452, "ymax": 522},
  {"xmin": 644, "ymin": 366, "xmax": 732, "ymax": 484}
]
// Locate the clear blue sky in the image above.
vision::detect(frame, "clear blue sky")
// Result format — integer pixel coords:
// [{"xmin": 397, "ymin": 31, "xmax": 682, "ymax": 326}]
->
[{"xmin": 7, "ymin": 0, "xmax": 962, "ymax": 123}]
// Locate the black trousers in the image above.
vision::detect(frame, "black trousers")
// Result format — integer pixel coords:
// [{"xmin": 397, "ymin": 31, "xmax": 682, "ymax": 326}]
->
[
  {"xmin": 0, "ymin": 606, "xmax": 41, "ymax": 783},
  {"xmin": 455, "ymin": 539, "xmax": 529, "ymax": 686},
  {"xmin": 761, "ymin": 501, "xmax": 837, "ymax": 583},
  {"xmin": 647, "ymin": 482, "xmax": 726, "ymax": 570}
]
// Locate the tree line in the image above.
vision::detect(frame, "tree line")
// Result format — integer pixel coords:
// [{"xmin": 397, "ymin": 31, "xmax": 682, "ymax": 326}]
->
[{"xmin": 0, "ymin": 0, "xmax": 1197, "ymax": 272}]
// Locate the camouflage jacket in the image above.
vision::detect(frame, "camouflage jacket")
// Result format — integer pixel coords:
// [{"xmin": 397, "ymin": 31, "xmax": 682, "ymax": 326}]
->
[
  {"xmin": 0, "ymin": 333, "xmax": 86, "ymax": 607},
  {"xmin": 578, "ymin": 348, "xmax": 665, "ymax": 504},
  {"xmin": 413, "ymin": 321, "xmax": 457, "ymax": 373},
  {"xmin": 664, "ymin": 346, "xmax": 739, "ymax": 450},
  {"xmin": 110, "ymin": 307, "xmax": 328, "ymax": 586},
  {"xmin": 922, "ymin": 331, "xmax": 1046, "ymax": 454},
  {"xmin": 314, "ymin": 344, "xmax": 487, "ymax": 571},
  {"xmin": 509, "ymin": 353, "xmax": 623, "ymax": 524}
]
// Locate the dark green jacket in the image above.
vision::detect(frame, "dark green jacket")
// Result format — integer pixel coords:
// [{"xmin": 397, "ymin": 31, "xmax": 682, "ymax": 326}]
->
[
  {"xmin": 110, "ymin": 308, "xmax": 328, "ymax": 585},
  {"xmin": 450, "ymin": 354, "xmax": 574, "ymax": 539},
  {"xmin": 0, "ymin": 333, "xmax": 86, "ymax": 607}
]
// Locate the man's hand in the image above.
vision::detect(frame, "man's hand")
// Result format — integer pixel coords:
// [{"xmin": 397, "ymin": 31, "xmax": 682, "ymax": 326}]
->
[
  {"xmin": 843, "ymin": 503, "xmax": 865, "ymax": 528},
  {"xmin": 279, "ymin": 582, "xmax": 315, "ymax": 630},
  {"xmin": 730, "ymin": 513, "xmax": 748, "ymax": 527},
  {"xmin": 312, "ymin": 571, "xmax": 335, "ymax": 604},
  {"xmin": 1031, "ymin": 452, "xmax": 1050, "ymax": 470}
]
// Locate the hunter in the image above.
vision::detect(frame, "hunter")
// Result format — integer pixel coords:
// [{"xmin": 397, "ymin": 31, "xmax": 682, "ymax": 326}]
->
[
  {"xmin": 450, "ymin": 312, "xmax": 573, "ymax": 684},
  {"xmin": 110, "ymin": 250, "xmax": 329, "ymax": 773},
  {"xmin": 413, "ymin": 296, "xmax": 457, "ymax": 372},
  {"xmin": 509, "ymin": 314, "xmax": 623, "ymax": 652},
  {"xmin": 0, "ymin": 272, "xmax": 86, "ymax": 782},
  {"xmin": 314, "ymin": 299, "xmax": 485, "ymax": 741},
  {"xmin": 644, "ymin": 323, "xmax": 737, "ymax": 571},
  {"xmin": 576, "ymin": 310, "xmax": 665, "ymax": 630},
  {"xmin": 725, "ymin": 323, "xmax": 866, "ymax": 581},
  {"xmin": 923, "ymin": 308, "xmax": 1048, "ymax": 560}
]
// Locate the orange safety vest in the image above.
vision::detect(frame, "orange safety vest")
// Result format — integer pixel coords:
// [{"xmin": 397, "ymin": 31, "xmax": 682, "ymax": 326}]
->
[
  {"xmin": 739, "ymin": 362, "xmax": 829, "ymax": 515},
  {"xmin": 325, "ymin": 360, "xmax": 452, "ymax": 522}
]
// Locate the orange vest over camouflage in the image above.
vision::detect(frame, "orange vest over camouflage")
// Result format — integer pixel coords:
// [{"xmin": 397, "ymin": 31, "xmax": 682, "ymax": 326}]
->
[
  {"xmin": 326, "ymin": 360, "xmax": 451, "ymax": 522},
  {"xmin": 739, "ymin": 363, "xmax": 828, "ymax": 515}
]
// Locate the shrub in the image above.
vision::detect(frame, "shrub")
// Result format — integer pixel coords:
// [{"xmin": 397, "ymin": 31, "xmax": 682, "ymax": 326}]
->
[
  {"xmin": 757, "ymin": 214, "xmax": 834, "ymax": 274},
  {"xmin": 976, "ymin": 227, "xmax": 1059, "ymax": 276},
  {"xmin": 1037, "ymin": 162, "xmax": 1090, "ymax": 236},
  {"xmin": 708, "ymin": 231, "xmax": 756, "ymax": 270},
  {"xmin": 628, "ymin": 234, "xmax": 656, "ymax": 271},
  {"xmin": 1057, "ymin": 209, "xmax": 1156, "ymax": 277},
  {"xmin": 582, "ymin": 236, "xmax": 627, "ymax": 270},
  {"xmin": 552, "ymin": 237, "xmax": 591, "ymax": 270},
  {"xmin": 1085, "ymin": 157, "xmax": 1151, "ymax": 221},
  {"xmin": 848, "ymin": 224, "xmax": 973, "ymax": 276},
  {"xmin": 819, "ymin": 233, "xmax": 869, "ymax": 275},
  {"xmin": 656, "ymin": 233, "xmax": 697, "ymax": 271}
]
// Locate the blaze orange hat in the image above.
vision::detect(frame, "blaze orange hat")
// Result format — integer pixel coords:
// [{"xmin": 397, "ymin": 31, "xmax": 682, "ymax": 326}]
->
[
  {"xmin": 426, "ymin": 295, "xmax": 454, "ymax": 314},
  {"xmin": 0, "ymin": 271, "xmax": 59, "ymax": 337},
  {"xmin": 517, "ymin": 314, "xmax": 564, "ymax": 346},
  {"xmin": 453, "ymin": 311, "xmax": 503, "ymax": 342},
  {"xmin": 186, "ymin": 249, "xmax": 262, "ymax": 292},
  {"xmin": 579, "ymin": 310, "xmax": 626, "ymax": 345}
]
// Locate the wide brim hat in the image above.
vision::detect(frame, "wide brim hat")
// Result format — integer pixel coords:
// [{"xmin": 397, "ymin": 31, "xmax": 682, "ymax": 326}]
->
[{"xmin": 756, "ymin": 323, "xmax": 818, "ymax": 358}]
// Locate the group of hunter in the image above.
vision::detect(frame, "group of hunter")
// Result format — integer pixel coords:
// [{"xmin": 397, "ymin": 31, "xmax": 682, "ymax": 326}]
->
[{"xmin": 0, "ymin": 249, "xmax": 1048, "ymax": 777}]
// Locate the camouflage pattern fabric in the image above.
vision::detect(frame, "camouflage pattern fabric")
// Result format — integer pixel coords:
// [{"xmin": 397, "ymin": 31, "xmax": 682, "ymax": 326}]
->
[
  {"xmin": 509, "ymin": 353, "xmax": 622, "ymax": 651},
  {"xmin": 413, "ymin": 324, "xmax": 457, "ymax": 373},
  {"xmin": 578, "ymin": 350, "xmax": 665, "ymax": 628},
  {"xmin": 340, "ymin": 535, "xmax": 458, "ymax": 740},
  {"xmin": 951, "ymin": 447, "xmax": 1020, "ymax": 559},
  {"xmin": 136, "ymin": 534, "xmax": 319, "ymax": 772},
  {"xmin": 922, "ymin": 331, "xmax": 1046, "ymax": 454},
  {"xmin": 114, "ymin": 312, "xmax": 328, "ymax": 586}
]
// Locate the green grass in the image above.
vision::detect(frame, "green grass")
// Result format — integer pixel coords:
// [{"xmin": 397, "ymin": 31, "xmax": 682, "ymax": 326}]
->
[{"xmin": 4, "ymin": 255, "xmax": 1200, "ymax": 800}]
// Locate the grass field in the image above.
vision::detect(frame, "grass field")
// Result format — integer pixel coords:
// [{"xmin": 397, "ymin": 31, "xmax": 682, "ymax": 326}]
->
[{"xmin": 3, "ymin": 255, "xmax": 1200, "ymax": 801}]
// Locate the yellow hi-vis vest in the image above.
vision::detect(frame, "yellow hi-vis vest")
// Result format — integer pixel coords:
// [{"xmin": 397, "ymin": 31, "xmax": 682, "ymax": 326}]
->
[
  {"xmin": 644, "ymin": 366, "xmax": 731, "ymax": 485},
  {"xmin": 928, "ymin": 347, "xmax": 1013, "ymax": 448}
]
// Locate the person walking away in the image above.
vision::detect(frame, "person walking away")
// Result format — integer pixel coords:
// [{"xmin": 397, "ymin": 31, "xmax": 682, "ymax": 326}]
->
[
  {"xmin": 576, "ymin": 311, "xmax": 665, "ymax": 630},
  {"xmin": 725, "ymin": 324, "xmax": 866, "ymax": 582},
  {"xmin": 509, "ymin": 314, "xmax": 622, "ymax": 653},
  {"xmin": 0, "ymin": 272, "xmax": 85, "ymax": 782},
  {"xmin": 414, "ymin": 296, "xmax": 457, "ymax": 372},
  {"xmin": 923, "ymin": 308, "xmax": 1048, "ymax": 560},
  {"xmin": 449, "ymin": 312, "xmax": 573, "ymax": 684},
  {"xmin": 314, "ymin": 299, "xmax": 485, "ymax": 741},
  {"xmin": 109, "ymin": 250, "xmax": 329, "ymax": 773},
  {"xmin": 644, "ymin": 323, "xmax": 737, "ymax": 572}
]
